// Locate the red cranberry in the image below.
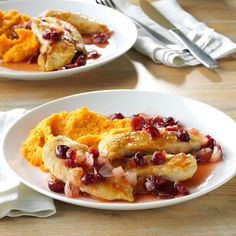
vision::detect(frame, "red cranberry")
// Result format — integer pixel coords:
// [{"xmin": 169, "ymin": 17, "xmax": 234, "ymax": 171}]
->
[
  {"xmin": 176, "ymin": 129, "xmax": 190, "ymax": 142},
  {"xmin": 42, "ymin": 29, "xmax": 60, "ymax": 41},
  {"xmin": 48, "ymin": 177, "xmax": 65, "ymax": 193},
  {"xmin": 130, "ymin": 115, "xmax": 146, "ymax": 131},
  {"xmin": 156, "ymin": 180, "xmax": 176, "ymax": 197},
  {"xmin": 195, "ymin": 148, "xmax": 213, "ymax": 164},
  {"xmin": 81, "ymin": 173, "xmax": 95, "ymax": 185},
  {"xmin": 203, "ymin": 135, "xmax": 216, "ymax": 150},
  {"xmin": 93, "ymin": 32, "xmax": 109, "ymax": 44},
  {"xmin": 66, "ymin": 149, "xmax": 76, "ymax": 160},
  {"xmin": 64, "ymin": 159, "xmax": 77, "ymax": 168},
  {"xmin": 144, "ymin": 125, "xmax": 161, "ymax": 139},
  {"xmin": 150, "ymin": 116, "xmax": 164, "ymax": 126},
  {"xmin": 133, "ymin": 152, "xmax": 144, "ymax": 166},
  {"xmin": 144, "ymin": 175, "xmax": 189, "ymax": 198},
  {"xmin": 89, "ymin": 147, "xmax": 99, "ymax": 159},
  {"xmin": 42, "ymin": 30, "xmax": 52, "ymax": 40},
  {"xmin": 75, "ymin": 55, "xmax": 87, "ymax": 66},
  {"xmin": 27, "ymin": 55, "xmax": 38, "ymax": 64},
  {"xmin": 151, "ymin": 151, "xmax": 166, "ymax": 165},
  {"xmin": 71, "ymin": 51, "xmax": 83, "ymax": 63},
  {"xmin": 111, "ymin": 112, "xmax": 124, "ymax": 120},
  {"xmin": 165, "ymin": 125, "xmax": 178, "ymax": 131},
  {"xmin": 163, "ymin": 117, "xmax": 178, "ymax": 127},
  {"xmin": 55, "ymin": 145, "xmax": 70, "ymax": 159},
  {"xmin": 87, "ymin": 50, "xmax": 101, "ymax": 60},
  {"xmin": 175, "ymin": 183, "xmax": 189, "ymax": 195}
]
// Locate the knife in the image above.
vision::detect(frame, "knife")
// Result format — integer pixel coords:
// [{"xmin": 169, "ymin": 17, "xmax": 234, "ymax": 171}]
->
[{"xmin": 139, "ymin": 0, "xmax": 218, "ymax": 69}]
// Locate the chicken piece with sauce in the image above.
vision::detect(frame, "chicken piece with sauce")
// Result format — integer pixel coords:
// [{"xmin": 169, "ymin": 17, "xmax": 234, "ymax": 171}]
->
[
  {"xmin": 31, "ymin": 16, "xmax": 86, "ymax": 71},
  {"xmin": 98, "ymin": 130, "xmax": 202, "ymax": 160},
  {"xmin": 43, "ymin": 10, "xmax": 108, "ymax": 34},
  {"xmin": 42, "ymin": 136, "xmax": 133, "ymax": 201}
]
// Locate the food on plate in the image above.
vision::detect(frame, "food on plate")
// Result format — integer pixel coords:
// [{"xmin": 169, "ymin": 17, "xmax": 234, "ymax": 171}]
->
[
  {"xmin": 0, "ymin": 28, "xmax": 40, "ymax": 63},
  {"xmin": 43, "ymin": 10, "xmax": 108, "ymax": 34},
  {"xmin": 31, "ymin": 16, "xmax": 86, "ymax": 71},
  {"xmin": 22, "ymin": 107, "xmax": 223, "ymax": 201},
  {"xmin": 98, "ymin": 130, "xmax": 201, "ymax": 160},
  {"xmin": 0, "ymin": 10, "xmax": 30, "ymax": 37},
  {"xmin": 43, "ymin": 135, "xmax": 133, "ymax": 201},
  {"xmin": 21, "ymin": 107, "xmax": 130, "ymax": 170},
  {"xmin": 117, "ymin": 152, "xmax": 197, "ymax": 182},
  {"xmin": 0, "ymin": 9, "xmax": 111, "ymax": 71}
]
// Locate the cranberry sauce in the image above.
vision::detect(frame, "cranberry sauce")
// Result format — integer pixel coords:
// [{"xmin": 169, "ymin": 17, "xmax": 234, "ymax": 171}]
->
[{"xmin": 135, "ymin": 175, "xmax": 189, "ymax": 199}]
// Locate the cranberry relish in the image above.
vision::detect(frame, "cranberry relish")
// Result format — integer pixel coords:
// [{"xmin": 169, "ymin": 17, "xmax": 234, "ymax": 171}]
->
[
  {"xmin": 50, "ymin": 145, "xmax": 189, "ymax": 199},
  {"xmin": 59, "ymin": 31, "xmax": 111, "ymax": 70},
  {"xmin": 34, "ymin": 28, "xmax": 110, "ymax": 69},
  {"xmin": 48, "ymin": 112, "xmax": 222, "ymax": 201}
]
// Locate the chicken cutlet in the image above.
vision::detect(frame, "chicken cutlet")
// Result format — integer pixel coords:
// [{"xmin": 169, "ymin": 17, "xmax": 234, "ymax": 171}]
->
[
  {"xmin": 43, "ymin": 10, "xmax": 108, "ymax": 34},
  {"xmin": 119, "ymin": 153, "xmax": 197, "ymax": 182},
  {"xmin": 98, "ymin": 130, "xmax": 201, "ymax": 160},
  {"xmin": 31, "ymin": 16, "xmax": 86, "ymax": 71},
  {"xmin": 42, "ymin": 136, "xmax": 133, "ymax": 201}
]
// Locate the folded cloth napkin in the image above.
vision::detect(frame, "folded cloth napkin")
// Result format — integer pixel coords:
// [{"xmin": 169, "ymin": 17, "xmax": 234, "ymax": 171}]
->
[
  {"xmin": 0, "ymin": 109, "xmax": 56, "ymax": 218},
  {"xmin": 122, "ymin": 0, "xmax": 236, "ymax": 67}
]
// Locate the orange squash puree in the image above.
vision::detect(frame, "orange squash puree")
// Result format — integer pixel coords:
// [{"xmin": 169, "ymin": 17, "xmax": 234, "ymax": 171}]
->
[
  {"xmin": 22, "ymin": 107, "xmax": 131, "ymax": 171},
  {"xmin": 0, "ymin": 10, "xmax": 40, "ymax": 63},
  {"xmin": 0, "ymin": 29, "xmax": 40, "ymax": 63},
  {"xmin": 0, "ymin": 10, "xmax": 30, "ymax": 37}
]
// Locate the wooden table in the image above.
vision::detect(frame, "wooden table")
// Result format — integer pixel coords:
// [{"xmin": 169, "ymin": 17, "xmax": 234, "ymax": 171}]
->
[{"xmin": 1, "ymin": 0, "xmax": 236, "ymax": 235}]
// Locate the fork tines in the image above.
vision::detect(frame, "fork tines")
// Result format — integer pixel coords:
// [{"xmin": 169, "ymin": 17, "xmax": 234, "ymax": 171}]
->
[{"xmin": 96, "ymin": 0, "xmax": 116, "ymax": 9}]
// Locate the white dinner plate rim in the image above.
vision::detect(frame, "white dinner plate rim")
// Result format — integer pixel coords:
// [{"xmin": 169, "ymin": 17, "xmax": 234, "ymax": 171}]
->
[{"xmin": 2, "ymin": 89, "xmax": 236, "ymax": 210}]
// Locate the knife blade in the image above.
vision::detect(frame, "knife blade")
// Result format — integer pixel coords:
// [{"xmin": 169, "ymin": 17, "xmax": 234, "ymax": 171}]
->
[{"xmin": 139, "ymin": 0, "xmax": 218, "ymax": 69}]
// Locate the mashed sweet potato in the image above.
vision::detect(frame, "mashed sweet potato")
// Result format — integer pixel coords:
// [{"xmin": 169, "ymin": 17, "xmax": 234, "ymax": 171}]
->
[
  {"xmin": 0, "ymin": 10, "xmax": 30, "ymax": 37},
  {"xmin": 0, "ymin": 10, "xmax": 40, "ymax": 63},
  {"xmin": 0, "ymin": 28, "xmax": 40, "ymax": 62},
  {"xmin": 22, "ymin": 107, "xmax": 131, "ymax": 171}
]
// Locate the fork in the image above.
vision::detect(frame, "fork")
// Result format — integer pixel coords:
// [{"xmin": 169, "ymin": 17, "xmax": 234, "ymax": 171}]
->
[{"xmin": 95, "ymin": 0, "xmax": 176, "ymax": 47}]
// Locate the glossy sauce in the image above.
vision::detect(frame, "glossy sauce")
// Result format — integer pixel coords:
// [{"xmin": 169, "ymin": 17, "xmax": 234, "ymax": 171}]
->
[
  {"xmin": 0, "ymin": 34, "xmax": 110, "ymax": 72},
  {"xmin": 0, "ymin": 60, "xmax": 40, "ymax": 72},
  {"xmin": 183, "ymin": 162, "xmax": 218, "ymax": 188},
  {"xmin": 75, "ymin": 162, "xmax": 218, "ymax": 203}
]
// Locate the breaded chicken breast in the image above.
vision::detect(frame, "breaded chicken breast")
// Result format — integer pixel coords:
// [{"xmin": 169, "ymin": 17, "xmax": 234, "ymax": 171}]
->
[
  {"xmin": 42, "ymin": 135, "xmax": 87, "ymax": 184},
  {"xmin": 42, "ymin": 136, "xmax": 133, "ymax": 201},
  {"xmin": 43, "ymin": 10, "xmax": 108, "ymax": 34},
  {"xmin": 98, "ymin": 130, "xmax": 201, "ymax": 160},
  {"xmin": 31, "ymin": 16, "xmax": 86, "ymax": 71},
  {"xmin": 132, "ymin": 153, "xmax": 197, "ymax": 181}
]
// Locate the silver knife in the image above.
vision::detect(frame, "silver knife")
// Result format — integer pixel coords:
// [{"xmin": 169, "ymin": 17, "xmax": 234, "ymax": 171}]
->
[{"xmin": 139, "ymin": 0, "xmax": 218, "ymax": 69}]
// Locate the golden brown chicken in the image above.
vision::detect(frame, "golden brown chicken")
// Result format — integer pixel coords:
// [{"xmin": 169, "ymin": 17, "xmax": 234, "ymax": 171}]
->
[
  {"xmin": 31, "ymin": 16, "xmax": 86, "ymax": 71},
  {"xmin": 42, "ymin": 136, "xmax": 133, "ymax": 201},
  {"xmin": 43, "ymin": 10, "xmax": 108, "ymax": 34},
  {"xmin": 98, "ymin": 130, "xmax": 201, "ymax": 160}
]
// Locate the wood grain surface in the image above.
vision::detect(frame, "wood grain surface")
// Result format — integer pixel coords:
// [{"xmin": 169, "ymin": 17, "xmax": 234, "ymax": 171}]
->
[{"xmin": 0, "ymin": 0, "xmax": 236, "ymax": 235}]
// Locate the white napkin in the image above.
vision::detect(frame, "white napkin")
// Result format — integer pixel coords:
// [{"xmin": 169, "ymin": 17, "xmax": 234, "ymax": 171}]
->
[
  {"xmin": 0, "ymin": 109, "xmax": 56, "ymax": 218},
  {"xmin": 123, "ymin": 0, "xmax": 236, "ymax": 67}
]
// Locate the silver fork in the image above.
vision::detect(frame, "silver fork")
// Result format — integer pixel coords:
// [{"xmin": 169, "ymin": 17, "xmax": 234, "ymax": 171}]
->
[{"xmin": 95, "ymin": 0, "xmax": 175, "ymax": 47}]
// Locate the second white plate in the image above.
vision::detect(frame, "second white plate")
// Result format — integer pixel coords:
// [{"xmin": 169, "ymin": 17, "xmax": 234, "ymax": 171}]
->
[{"xmin": 0, "ymin": 0, "xmax": 137, "ymax": 80}]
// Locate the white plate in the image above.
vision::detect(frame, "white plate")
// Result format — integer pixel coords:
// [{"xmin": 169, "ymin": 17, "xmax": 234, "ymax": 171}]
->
[
  {"xmin": 0, "ymin": 0, "xmax": 137, "ymax": 80},
  {"xmin": 3, "ymin": 90, "xmax": 236, "ymax": 210}
]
